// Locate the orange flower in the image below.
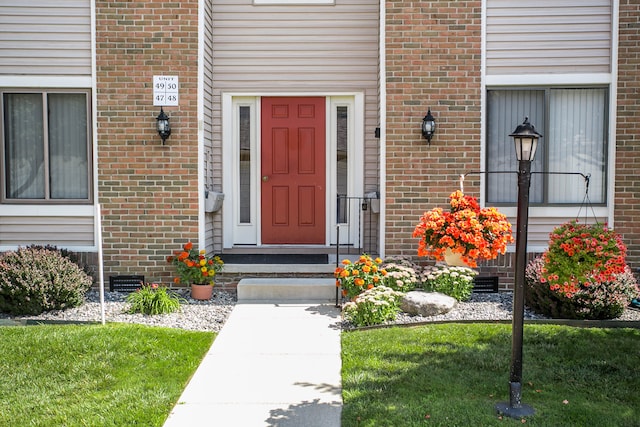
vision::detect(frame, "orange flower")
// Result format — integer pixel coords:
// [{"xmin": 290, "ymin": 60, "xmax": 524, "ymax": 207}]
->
[
  {"xmin": 334, "ymin": 254, "xmax": 386, "ymax": 300},
  {"xmin": 168, "ymin": 242, "xmax": 224, "ymax": 285},
  {"xmin": 413, "ymin": 191, "xmax": 513, "ymax": 267}
]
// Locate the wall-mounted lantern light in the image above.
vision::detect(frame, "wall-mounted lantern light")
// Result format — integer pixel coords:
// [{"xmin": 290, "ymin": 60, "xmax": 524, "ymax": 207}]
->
[
  {"xmin": 156, "ymin": 107, "xmax": 171, "ymax": 144},
  {"xmin": 421, "ymin": 109, "xmax": 436, "ymax": 144}
]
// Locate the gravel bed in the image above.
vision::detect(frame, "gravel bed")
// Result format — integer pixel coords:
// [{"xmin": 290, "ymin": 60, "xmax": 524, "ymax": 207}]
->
[
  {"xmin": 0, "ymin": 290, "xmax": 236, "ymax": 333},
  {"xmin": 2, "ymin": 290, "xmax": 639, "ymax": 332},
  {"xmin": 342, "ymin": 292, "xmax": 640, "ymax": 330}
]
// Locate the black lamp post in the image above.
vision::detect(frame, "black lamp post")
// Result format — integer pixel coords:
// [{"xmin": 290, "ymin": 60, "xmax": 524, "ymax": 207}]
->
[
  {"xmin": 495, "ymin": 117, "xmax": 541, "ymax": 419},
  {"xmin": 156, "ymin": 107, "xmax": 171, "ymax": 144},
  {"xmin": 421, "ymin": 109, "xmax": 436, "ymax": 144}
]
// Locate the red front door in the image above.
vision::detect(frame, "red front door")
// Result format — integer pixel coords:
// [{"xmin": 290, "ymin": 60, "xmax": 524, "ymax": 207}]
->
[{"xmin": 261, "ymin": 97, "xmax": 326, "ymax": 244}]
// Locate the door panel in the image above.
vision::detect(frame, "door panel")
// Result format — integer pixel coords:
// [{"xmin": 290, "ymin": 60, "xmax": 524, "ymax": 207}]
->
[{"xmin": 261, "ymin": 97, "xmax": 326, "ymax": 244}]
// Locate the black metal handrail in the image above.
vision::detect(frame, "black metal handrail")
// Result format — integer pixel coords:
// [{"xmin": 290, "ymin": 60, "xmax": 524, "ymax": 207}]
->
[{"xmin": 335, "ymin": 194, "xmax": 380, "ymax": 306}]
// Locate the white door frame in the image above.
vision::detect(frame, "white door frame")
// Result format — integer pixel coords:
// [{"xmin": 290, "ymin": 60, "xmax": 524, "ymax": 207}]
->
[{"xmin": 221, "ymin": 92, "xmax": 364, "ymax": 249}]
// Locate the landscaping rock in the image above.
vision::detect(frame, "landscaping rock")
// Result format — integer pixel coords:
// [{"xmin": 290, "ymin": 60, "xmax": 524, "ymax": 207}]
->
[{"xmin": 401, "ymin": 291, "xmax": 457, "ymax": 317}]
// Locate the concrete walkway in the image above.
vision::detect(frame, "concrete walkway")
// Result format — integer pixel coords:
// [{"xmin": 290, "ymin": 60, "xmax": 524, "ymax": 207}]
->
[{"xmin": 164, "ymin": 279, "xmax": 342, "ymax": 427}]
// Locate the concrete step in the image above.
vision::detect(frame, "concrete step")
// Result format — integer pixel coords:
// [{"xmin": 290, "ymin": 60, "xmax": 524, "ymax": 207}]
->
[{"xmin": 237, "ymin": 278, "xmax": 337, "ymax": 302}]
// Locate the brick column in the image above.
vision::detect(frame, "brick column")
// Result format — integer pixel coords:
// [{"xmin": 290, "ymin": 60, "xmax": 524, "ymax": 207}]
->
[
  {"xmin": 615, "ymin": 1, "xmax": 640, "ymax": 269},
  {"xmin": 385, "ymin": 1, "xmax": 482, "ymax": 257},
  {"xmin": 95, "ymin": 0, "xmax": 200, "ymax": 284}
]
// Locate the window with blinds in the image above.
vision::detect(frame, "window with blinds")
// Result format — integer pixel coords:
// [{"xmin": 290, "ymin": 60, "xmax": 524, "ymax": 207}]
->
[
  {"xmin": 2, "ymin": 90, "xmax": 92, "ymax": 202},
  {"xmin": 486, "ymin": 87, "xmax": 607, "ymax": 205}
]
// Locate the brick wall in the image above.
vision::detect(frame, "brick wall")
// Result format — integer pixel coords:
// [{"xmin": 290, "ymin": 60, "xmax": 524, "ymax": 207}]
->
[
  {"xmin": 615, "ymin": 1, "xmax": 640, "ymax": 271},
  {"xmin": 95, "ymin": 0, "xmax": 200, "ymax": 285},
  {"xmin": 384, "ymin": 1, "xmax": 485, "ymax": 259}
]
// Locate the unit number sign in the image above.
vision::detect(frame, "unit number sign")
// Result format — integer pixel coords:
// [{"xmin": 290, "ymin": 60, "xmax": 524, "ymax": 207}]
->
[{"xmin": 153, "ymin": 76, "xmax": 179, "ymax": 106}]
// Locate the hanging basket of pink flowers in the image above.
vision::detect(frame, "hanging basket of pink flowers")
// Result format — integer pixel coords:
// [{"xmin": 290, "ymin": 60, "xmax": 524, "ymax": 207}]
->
[{"xmin": 412, "ymin": 190, "xmax": 514, "ymax": 268}]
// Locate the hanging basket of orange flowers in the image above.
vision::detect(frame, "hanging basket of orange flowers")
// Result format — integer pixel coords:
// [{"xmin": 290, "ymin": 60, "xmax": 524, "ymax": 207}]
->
[{"xmin": 412, "ymin": 190, "xmax": 514, "ymax": 268}]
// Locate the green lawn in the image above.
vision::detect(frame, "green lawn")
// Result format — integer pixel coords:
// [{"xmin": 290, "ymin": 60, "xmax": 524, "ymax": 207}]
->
[
  {"xmin": 0, "ymin": 323, "xmax": 214, "ymax": 427},
  {"xmin": 2, "ymin": 322, "xmax": 638, "ymax": 426},
  {"xmin": 342, "ymin": 323, "xmax": 640, "ymax": 427}
]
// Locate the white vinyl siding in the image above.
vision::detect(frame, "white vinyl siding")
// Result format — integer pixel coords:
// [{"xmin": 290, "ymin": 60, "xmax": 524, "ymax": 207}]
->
[
  {"xmin": 0, "ymin": 0, "xmax": 92, "ymax": 76},
  {"xmin": 211, "ymin": 1, "xmax": 379, "ymax": 90},
  {"xmin": 203, "ymin": 0, "xmax": 220, "ymax": 253},
  {"xmin": 505, "ymin": 213, "xmax": 608, "ymax": 252},
  {"xmin": 486, "ymin": 0, "xmax": 612, "ymax": 75},
  {"xmin": 0, "ymin": 213, "xmax": 95, "ymax": 248}
]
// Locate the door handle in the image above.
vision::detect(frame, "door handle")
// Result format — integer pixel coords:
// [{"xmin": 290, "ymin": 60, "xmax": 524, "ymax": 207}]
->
[{"xmin": 262, "ymin": 176, "xmax": 269, "ymax": 182}]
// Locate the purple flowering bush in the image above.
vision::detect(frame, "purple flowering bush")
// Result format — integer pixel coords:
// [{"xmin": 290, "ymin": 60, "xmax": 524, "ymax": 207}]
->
[{"xmin": 0, "ymin": 246, "xmax": 93, "ymax": 315}]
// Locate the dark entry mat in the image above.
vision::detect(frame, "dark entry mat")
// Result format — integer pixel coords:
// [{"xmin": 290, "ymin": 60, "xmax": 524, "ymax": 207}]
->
[{"xmin": 221, "ymin": 254, "xmax": 328, "ymax": 264}]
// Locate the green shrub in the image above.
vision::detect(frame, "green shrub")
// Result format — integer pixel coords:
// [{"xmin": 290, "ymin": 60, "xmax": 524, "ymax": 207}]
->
[
  {"xmin": 0, "ymin": 247, "xmax": 93, "ymax": 315},
  {"xmin": 525, "ymin": 221, "xmax": 640, "ymax": 320},
  {"xmin": 126, "ymin": 284, "xmax": 185, "ymax": 315},
  {"xmin": 381, "ymin": 258, "xmax": 420, "ymax": 293},
  {"xmin": 342, "ymin": 286, "xmax": 403, "ymax": 327},
  {"xmin": 421, "ymin": 265, "xmax": 477, "ymax": 301}
]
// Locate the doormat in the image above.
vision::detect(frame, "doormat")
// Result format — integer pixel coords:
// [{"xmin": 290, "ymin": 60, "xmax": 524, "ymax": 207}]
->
[{"xmin": 221, "ymin": 254, "xmax": 328, "ymax": 264}]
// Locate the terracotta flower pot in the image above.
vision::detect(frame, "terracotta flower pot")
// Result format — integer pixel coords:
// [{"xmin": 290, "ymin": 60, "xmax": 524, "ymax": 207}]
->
[{"xmin": 190, "ymin": 283, "xmax": 213, "ymax": 300}]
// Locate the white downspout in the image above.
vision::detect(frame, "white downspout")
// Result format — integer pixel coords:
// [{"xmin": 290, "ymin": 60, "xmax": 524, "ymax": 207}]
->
[
  {"xmin": 378, "ymin": 0, "xmax": 387, "ymax": 259},
  {"xmin": 197, "ymin": 0, "xmax": 206, "ymax": 249}
]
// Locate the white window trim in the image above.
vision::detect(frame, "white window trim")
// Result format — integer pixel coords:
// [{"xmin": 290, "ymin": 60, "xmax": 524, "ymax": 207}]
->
[
  {"xmin": 225, "ymin": 97, "xmax": 259, "ymax": 246},
  {"xmin": 1, "ymin": 89, "xmax": 94, "ymax": 204},
  {"xmin": 328, "ymin": 96, "xmax": 362, "ymax": 248},
  {"xmin": 254, "ymin": 0, "xmax": 334, "ymax": 4},
  {"xmin": 0, "ymin": 76, "xmax": 92, "ymax": 89},
  {"xmin": 482, "ymin": 80, "xmax": 616, "ymax": 219}
]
